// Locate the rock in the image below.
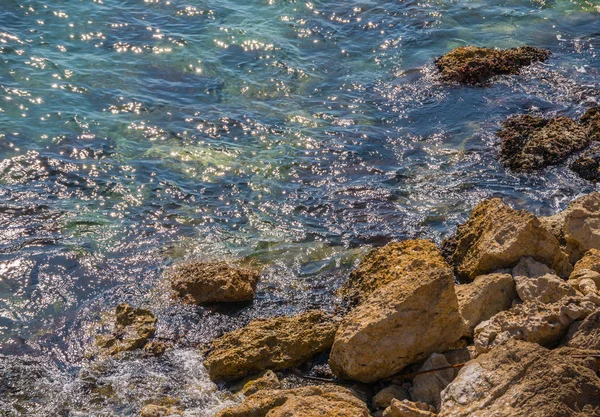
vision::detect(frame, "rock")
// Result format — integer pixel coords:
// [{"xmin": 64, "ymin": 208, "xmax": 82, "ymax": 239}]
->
[
  {"xmin": 373, "ymin": 385, "xmax": 410, "ymax": 410},
  {"xmin": 439, "ymin": 340, "xmax": 600, "ymax": 417},
  {"xmin": 410, "ymin": 353, "xmax": 455, "ymax": 409},
  {"xmin": 169, "ymin": 261, "xmax": 260, "ymax": 305},
  {"xmin": 234, "ymin": 370, "xmax": 281, "ymax": 396},
  {"xmin": 561, "ymin": 193, "xmax": 600, "ymax": 262},
  {"xmin": 512, "ymin": 257, "xmax": 578, "ymax": 304},
  {"xmin": 474, "ymin": 296, "xmax": 596, "ymax": 353},
  {"xmin": 383, "ymin": 399, "xmax": 437, "ymax": 417},
  {"xmin": 581, "ymin": 106, "xmax": 600, "ymax": 141},
  {"xmin": 498, "ymin": 115, "xmax": 590, "ymax": 172},
  {"xmin": 569, "ymin": 250, "xmax": 600, "ymax": 302},
  {"xmin": 216, "ymin": 385, "xmax": 370, "ymax": 417},
  {"xmin": 141, "ymin": 404, "xmax": 183, "ymax": 417},
  {"xmin": 539, "ymin": 213, "xmax": 566, "ymax": 244},
  {"xmin": 563, "ymin": 309, "xmax": 600, "ymax": 351},
  {"xmin": 573, "ymin": 249, "xmax": 600, "ymax": 274},
  {"xmin": 143, "ymin": 340, "xmax": 170, "ymax": 356},
  {"xmin": 571, "ymin": 145, "xmax": 600, "ymax": 182},
  {"xmin": 455, "ymin": 272, "xmax": 516, "ymax": 335},
  {"xmin": 329, "ymin": 268, "xmax": 463, "ymax": 383},
  {"xmin": 339, "ymin": 239, "xmax": 450, "ymax": 306},
  {"xmin": 446, "ymin": 198, "xmax": 572, "ymax": 281},
  {"xmin": 96, "ymin": 303, "xmax": 157, "ymax": 356},
  {"xmin": 434, "ymin": 46, "xmax": 550, "ymax": 84},
  {"xmin": 204, "ymin": 310, "xmax": 338, "ymax": 381}
]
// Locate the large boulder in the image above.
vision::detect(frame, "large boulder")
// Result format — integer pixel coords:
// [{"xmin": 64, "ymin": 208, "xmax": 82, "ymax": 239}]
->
[
  {"xmin": 96, "ymin": 303, "xmax": 157, "ymax": 356},
  {"xmin": 563, "ymin": 309, "xmax": 600, "ymax": 351},
  {"xmin": 561, "ymin": 193, "xmax": 600, "ymax": 262},
  {"xmin": 383, "ymin": 399, "xmax": 437, "ymax": 417},
  {"xmin": 445, "ymin": 198, "xmax": 571, "ymax": 281},
  {"xmin": 169, "ymin": 261, "xmax": 260, "ymax": 305},
  {"xmin": 512, "ymin": 257, "xmax": 578, "ymax": 304},
  {"xmin": 455, "ymin": 272, "xmax": 516, "ymax": 335},
  {"xmin": 216, "ymin": 385, "xmax": 370, "ymax": 417},
  {"xmin": 329, "ymin": 268, "xmax": 463, "ymax": 383},
  {"xmin": 204, "ymin": 310, "xmax": 338, "ymax": 381},
  {"xmin": 439, "ymin": 340, "xmax": 600, "ymax": 417},
  {"xmin": 434, "ymin": 46, "xmax": 550, "ymax": 84},
  {"xmin": 338, "ymin": 239, "xmax": 450, "ymax": 306}
]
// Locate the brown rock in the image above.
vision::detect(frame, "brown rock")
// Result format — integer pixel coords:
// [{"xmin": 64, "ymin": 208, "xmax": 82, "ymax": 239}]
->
[
  {"xmin": 410, "ymin": 353, "xmax": 455, "ymax": 409},
  {"xmin": 96, "ymin": 303, "xmax": 157, "ymax": 356},
  {"xmin": 383, "ymin": 399, "xmax": 437, "ymax": 417},
  {"xmin": 573, "ymin": 249, "xmax": 600, "ymax": 274},
  {"xmin": 216, "ymin": 385, "xmax": 370, "ymax": 417},
  {"xmin": 447, "ymin": 198, "xmax": 571, "ymax": 281},
  {"xmin": 581, "ymin": 106, "xmax": 600, "ymax": 141},
  {"xmin": 373, "ymin": 385, "xmax": 410, "ymax": 410},
  {"xmin": 339, "ymin": 239, "xmax": 450, "ymax": 306},
  {"xmin": 512, "ymin": 257, "xmax": 578, "ymax": 304},
  {"xmin": 204, "ymin": 310, "xmax": 338, "ymax": 381},
  {"xmin": 235, "ymin": 370, "xmax": 281, "ymax": 396},
  {"xmin": 564, "ymin": 309, "xmax": 600, "ymax": 351},
  {"xmin": 141, "ymin": 404, "xmax": 183, "ymax": 417},
  {"xmin": 169, "ymin": 261, "xmax": 260, "ymax": 305},
  {"xmin": 570, "ymin": 146, "xmax": 600, "ymax": 182},
  {"xmin": 329, "ymin": 268, "xmax": 463, "ymax": 383}
]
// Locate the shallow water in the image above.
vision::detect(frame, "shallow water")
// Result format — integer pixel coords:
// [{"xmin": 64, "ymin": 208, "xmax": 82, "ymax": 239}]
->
[{"xmin": 0, "ymin": 0, "xmax": 599, "ymax": 415}]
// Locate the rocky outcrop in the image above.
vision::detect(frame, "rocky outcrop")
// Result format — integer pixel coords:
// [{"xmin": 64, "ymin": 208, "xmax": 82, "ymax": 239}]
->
[
  {"xmin": 512, "ymin": 257, "xmax": 578, "ymax": 304},
  {"xmin": 563, "ymin": 309, "xmax": 600, "ymax": 351},
  {"xmin": 561, "ymin": 193, "xmax": 600, "ymax": 262},
  {"xmin": 204, "ymin": 310, "xmax": 338, "ymax": 381},
  {"xmin": 571, "ymin": 146, "xmax": 600, "ymax": 182},
  {"xmin": 338, "ymin": 239, "xmax": 450, "ymax": 306},
  {"xmin": 445, "ymin": 198, "xmax": 571, "ymax": 280},
  {"xmin": 383, "ymin": 399, "xmax": 437, "ymax": 417},
  {"xmin": 329, "ymin": 268, "xmax": 463, "ymax": 383},
  {"xmin": 581, "ymin": 106, "xmax": 600, "ymax": 141},
  {"xmin": 216, "ymin": 385, "xmax": 370, "ymax": 417},
  {"xmin": 169, "ymin": 261, "xmax": 260, "ymax": 305},
  {"xmin": 474, "ymin": 296, "xmax": 596, "ymax": 353},
  {"xmin": 373, "ymin": 385, "xmax": 410, "ymax": 410},
  {"xmin": 96, "ymin": 303, "xmax": 157, "ymax": 356},
  {"xmin": 455, "ymin": 272, "xmax": 516, "ymax": 335},
  {"xmin": 439, "ymin": 340, "xmax": 600, "ymax": 417},
  {"xmin": 434, "ymin": 46, "xmax": 550, "ymax": 84},
  {"xmin": 410, "ymin": 353, "xmax": 456, "ymax": 409}
]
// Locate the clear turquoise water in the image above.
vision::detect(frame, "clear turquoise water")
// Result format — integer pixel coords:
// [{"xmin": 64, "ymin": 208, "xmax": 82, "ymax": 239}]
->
[{"xmin": 0, "ymin": 0, "xmax": 599, "ymax": 415}]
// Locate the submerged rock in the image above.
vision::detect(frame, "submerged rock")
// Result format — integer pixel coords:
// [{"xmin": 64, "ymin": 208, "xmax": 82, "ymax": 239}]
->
[
  {"xmin": 434, "ymin": 46, "xmax": 550, "ymax": 84},
  {"xmin": 169, "ymin": 261, "xmax": 260, "ymax": 305},
  {"xmin": 439, "ymin": 340, "xmax": 600, "ymax": 417},
  {"xmin": 445, "ymin": 198, "xmax": 571, "ymax": 281},
  {"xmin": 204, "ymin": 310, "xmax": 338, "ymax": 382},
  {"xmin": 338, "ymin": 239, "xmax": 450, "ymax": 306},
  {"xmin": 329, "ymin": 268, "xmax": 463, "ymax": 383},
  {"xmin": 512, "ymin": 257, "xmax": 578, "ymax": 304},
  {"xmin": 96, "ymin": 303, "xmax": 157, "ymax": 356},
  {"xmin": 383, "ymin": 399, "xmax": 437, "ymax": 417},
  {"xmin": 216, "ymin": 385, "xmax": 370, "ymax": 417}
]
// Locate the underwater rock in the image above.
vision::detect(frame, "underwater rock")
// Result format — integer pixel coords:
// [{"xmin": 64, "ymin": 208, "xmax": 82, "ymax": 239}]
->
[
  {"xmin": 570, "ymin": 146, "xmax": 600, "ymax": 182},
  {"xmin": 329, "ymin": 267, "xmax": 463, "ymax": 383},
  {"xmin": 563, "ymin": 309, "xmax": 600, "ymax": 351},
  {"xmin": 216, "ymin": 385, "xmax": 370, "ymax": 417},
  {"xmin": 512, "ymin": 257, "xmax": 578, "ymax": 304},
  {"xmin": 204, "ymin": 310, "xmax": 338, "ymax": 382},
  {"xmin": 373, "ymin": 385, "xmax": 411, "ymax": 410},
  {"xmin": 169, "ymin": 261, "xmax": 260, "ymax": 305},
  {"xmin": 434, "ymin": 46, "xmax": 550, "ymax": 84},
  {"xmin": 383, "ymin": 399, "xmax": 437, "ymax": 417},
  {"xmin": 338, "ymin": 239, "xmax": 451, "ymax": 307},
  {"xmin": 96, "ymin": 303, "xmax": 157, "ymax": 356},
  {"xmin": 445, "ymin": 198, "xmax": 571, "ymax": 281}
]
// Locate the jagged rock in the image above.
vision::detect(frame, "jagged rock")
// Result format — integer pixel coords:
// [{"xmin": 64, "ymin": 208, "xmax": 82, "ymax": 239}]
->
[
  {"xmin": 571, "ymin": 146, "xmax": 600, "ymax": 182},
  {"xmin": 455, "ymin": 272, "xmax": 516, "ymax": 335},
  {"xmin": 329, "ymin": 268, "xmax": 463, "ymax": 383},
  {"xmin": 96, "ymin": 303, "xmax": 157, "ymax": 356},
  {"xmin": 383, "ymin": 399, "xmax": 437, "ymax": 417},
  {"xmin": 573, "ymin": 249, "xmax": 600, "ymax": 274},
  {"xmin": 373, "ymin": 385, "xmax": 410, "ymax": 410},
  {"xmin": 474, "ymin": 297, "xmax": 596, "ymax": 353},
  {"xmin": 498, "ymin": 115, "xmax": 590, "ymax": 172},
  {"xmin": 581, "ymin": 106, "xmax": 600, "ymax": 141},
  {"xmin": 563, "ymin": 309, "xmax": 600, "ymax": 351},
  {"xmin": 569, "ymin": 250, "xmax": 600, "ymax": 303},
  {"xmin": 338, "ymin": 239, "xmax": 450, "ymax": 306},
  {"xmin": 169, "ymin": 261, "xmax": 260, "ymax": 305},
  {"xmin": 512, "ymin": 257, "xmax": 578, "ymax": 304},
  {"xmin": 445, "ymin": 198, "xmax": 571, "ymax": 281},
  {"xmin": 235, "ymin": 370, "xmax": 281, "ymax": 396},
  {"xmin": 410, "ymin": 353, "xmax": 455, "ymax": 409},
  {"xmin": 439, "ymin": 340, "xmax": 600, "ymax": 417},
  {"xmin": 434, "ymin": 46, "xmax": 550, "ymax": 84},
  {"xmin": 561, "ymin": 193, "xmax": 600, "ymax": 262},
  {"xmin": 141, "ymin": 404, "xmax": 183, "ymax": 417},
  {"xmin": 204, "ymin": 310, "xmax": 338, "ymax": 381},
  {"xmin": 216, "ymin": 385, "xmax": 370, "ymax": 417}
]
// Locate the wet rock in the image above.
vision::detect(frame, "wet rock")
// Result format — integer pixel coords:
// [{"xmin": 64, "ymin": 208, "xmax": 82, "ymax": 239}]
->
[
  {"xmin": 445, "ymin": 198, "xmax": 571, "ymax": 281},
  {"xmin": 434, "ymin": 46, "xmax": 550, "ymax": 84},
  {"xmin": 169, "ymin": 261, "xmax": 260, "ymax": 305},
  {"xmin": 439, "ymin": 340, "xmax": 600, "ymax": 417},
  {"xmin": 143, "ymin": 340, "xmax": 170, "ymax": 356},
  {"xmin": 204, "ymin": 310, "xmax": 338, "ymax": 381},
  {"xmin": 373, "ymin": 385, "xmax": 410, "ymax": 410},
  {"xmin": 338, "ymin": 239, "xmax": 450, "ymax": 306},
  {"xmin": 141, "ymin": 404, "xmax": 183, "ymax": 417},
  {"xmin": 96, "ymin": 303, "xmax": 157, "ymax": 356},
  {"xmin": 563, "ymin": 309, "xmax": 600, "ymax": 351},
  {"xmin": 571, "ymin": 146, "xmax": 600, "ymax": 182},
  {"xmin": 383, "ymin": 399, "xmax": 437, "ymax": 417},
  {"xmin": 581, "ymin": 106, "xmax": 600, "ymax": 141},
  {"xmin": 512, "ymin": 257, "xmax": 578, "ymax": 304},
  {"xmin": 235, "ymin": 370, "xmax": 281, "ymax": 396},
  {"xmin": 473, "ymin": 296, "xmax": 596, "ymax": 353},
  {"xmin": 455, "ymin": 271, "xmax": 516, "ymax": 335},
  {"xmin": 498, "ymin": 115, "xmax": 590, "ymax": 172},
  {"xmin": 216, "ymin": 385, "xmax": 370, "ymax": 417},
  {"xmin": 410, "ymin": 353, "xmax": 455, "ymax": 409},
  {"xmin": 329, "ymin": 268, "xmax": 463, "ymax": 383}
]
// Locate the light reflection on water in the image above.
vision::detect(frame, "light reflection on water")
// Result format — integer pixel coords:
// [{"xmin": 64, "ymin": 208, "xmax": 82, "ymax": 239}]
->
[{"xmin": 0, "ymin": 0, "xmax": 599, "ymax": 415}]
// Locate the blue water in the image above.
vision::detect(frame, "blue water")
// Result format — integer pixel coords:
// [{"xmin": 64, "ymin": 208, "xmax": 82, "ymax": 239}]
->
[{"xmin": 0, "ymin": 0, "xmax": 599, "ymax": 415}]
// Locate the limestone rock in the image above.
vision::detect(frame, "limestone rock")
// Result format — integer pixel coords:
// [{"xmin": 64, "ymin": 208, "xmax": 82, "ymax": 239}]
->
[
  {"xmin": 339, "ymin": 239, "xmax": 450, "ymax": 306},
  {"xmin": 373, "ymin": 385, "xmax": 410, "ymax": 410},
  {"xmin": 439, "ymin": 340, "xmax": 600, "ymax": 417},
  {"xmin": 563, "ymin": 309, "xmax": 600, "ymax": 351},
  {"xmin": 236, "ymin": 370, "xmax": 281, "ymax": 397},
  {"xmin": 96, "ymin": 303, "xmax": 157, "ymax": 356},
  {"xmin": 446, "ymin": 198, "xmax": 571, "ymax": 281},
  {"xmin": 512, "ymin": 257, "xmax": 577, "ymax": 304},
  {"xmin": 455, "ymin": 272, "xmax": 516, "ymax": 335},
  {"xmin": 141, "ymin": 404, "xmax": 183, "ymax": 417},
  {"xmin": 434, "ymin": 46, "xmax": 550, "ymax": 84},
  {"xmin": 410, "ymin": 353, "xmax": 455, "ymax": 409},
  {"xmin": 474, "ymin": 297, "xmax": 596, "ymax": 353},
  {"xmin": 383, "ymin": 399, "xmax": 437, "ymax": 417},
  {"xmin": 216, "ymin": 385, "xmax": 370, "ymax": 417},
  {"xmin": 573, "ymin": 249, "xmax": 600, "ymax": 274},
  {"xmin": 169, "ymin": 261, "xmax": 260, "ymax": 305},
  {"xmin": 204, "ymin": 310, "xmax": 338, "ymax": 381},
  {"xmin": 329, "ymin": 268, "xmax": 463, "ymax": 383},
  {"xmin": 559, "ymin": 192, "xmax": 600, "ymax": 262}
]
